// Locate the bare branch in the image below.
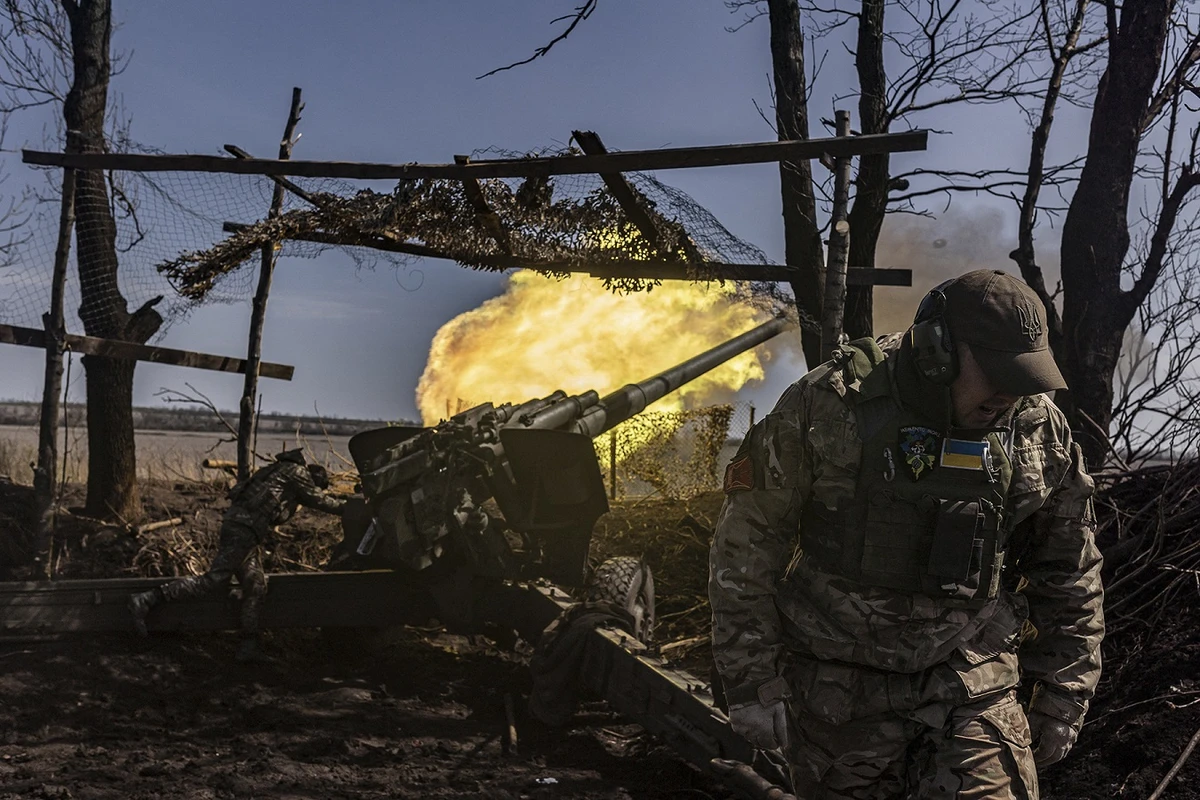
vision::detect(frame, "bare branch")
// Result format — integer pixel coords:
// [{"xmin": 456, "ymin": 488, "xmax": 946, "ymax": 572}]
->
[
  {"xmin": 1010, "ymin": 0, "xmax": 1096, "ymax": 342},
  {"xmin": 1126, "ymin": 164, "xmax": 1200, "ymax": 316},
  {"xmin": 476, "ymin": 1, "xmax": 597, "ymax": 79},
  {"xmin": 724, "ymin": 0, "xmax": 770, "ymax": 33},
  {"xmin": 153, "ymin": 384, "xmax": 270, "ymax": 464},
  {"xmin": 1143, "ymin": 21, "xmax": 1200, "ymax": 132}
]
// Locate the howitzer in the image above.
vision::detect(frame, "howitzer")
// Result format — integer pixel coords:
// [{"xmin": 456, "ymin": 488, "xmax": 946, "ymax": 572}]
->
[{"xmin": 334, "ymin": 314, "xmax": 793, "ymax": 598}]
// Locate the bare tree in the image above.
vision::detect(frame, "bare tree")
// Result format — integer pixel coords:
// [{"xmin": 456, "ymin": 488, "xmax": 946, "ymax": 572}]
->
[
  {"xmin": 762, "ymin": 0, "xmax": 826, "ymax": 367},
  {"xmin": 1055, "ymin": 1, "xmax": 1200, "ymax": 468},
  {"xmin": 1, "ymin": 0, "xmax": 156, "ymax": 521}
]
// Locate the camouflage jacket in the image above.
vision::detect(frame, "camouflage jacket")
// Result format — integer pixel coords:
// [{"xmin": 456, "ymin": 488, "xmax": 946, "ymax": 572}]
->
[
  {"xmin": 710, "ymin": 333, "xmax": 1104, "ymax": 718},
  {"xmin": 224, "ymin": 453, "xmax": 345, "ymax": 535}
]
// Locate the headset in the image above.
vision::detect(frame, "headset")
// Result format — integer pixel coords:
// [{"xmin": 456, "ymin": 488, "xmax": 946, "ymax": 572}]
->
[{"xmin": 910, "ymin": 278, "xmax": 957, "ymax": 384}]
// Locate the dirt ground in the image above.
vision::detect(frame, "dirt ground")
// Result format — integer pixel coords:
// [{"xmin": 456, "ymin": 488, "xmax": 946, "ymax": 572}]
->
[
  {"xmin": 0, "ymin": 630, "xmax": 737, "ymax": 800},
  {"xmin": 1, "ymin": 478, "xmax": 1198, "ymax": 799}
]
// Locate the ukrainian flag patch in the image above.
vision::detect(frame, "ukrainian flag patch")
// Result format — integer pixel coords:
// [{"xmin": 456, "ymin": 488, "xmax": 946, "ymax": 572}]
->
[{"xmin": 940, "ymin": 438, "xmax": 990, "ymax": 471}]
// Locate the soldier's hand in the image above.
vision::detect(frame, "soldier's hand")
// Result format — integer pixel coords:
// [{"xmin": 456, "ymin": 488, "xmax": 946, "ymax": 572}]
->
[
  {"xmin": 728, "ymin": 699, "xmax": 790, "ymax": 752},
  {"xmin": 1029, "ymin": 711, "xmax": 1078, "ymax": 767}
]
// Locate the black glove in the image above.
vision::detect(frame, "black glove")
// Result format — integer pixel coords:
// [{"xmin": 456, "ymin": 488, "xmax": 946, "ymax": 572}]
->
[
  {"xmin": 725, "ymin": 676, "xmax": 791, "ymax": 751},
  {"xmin": 1028, "ymin": 683, "xmax": 1086, "ymax": 768},
  {"xmin": 1029, "ymin": 712, "xmax": 1078, "ymax": 767}
]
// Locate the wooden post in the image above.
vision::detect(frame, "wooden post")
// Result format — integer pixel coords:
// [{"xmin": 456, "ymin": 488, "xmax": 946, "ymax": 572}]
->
[
  {"xmin": 237, "ymin": 87, "xmax": 304, "ymax": 481},
  {"xmin": 454, "ymin": 155, "xmax": 512, "ymax": 253},
  {"xmin": 821, "ymin": 111, "xmax": 853, "ymax": 364},
  {"xmin": 33, "ymin": 168, "xmax": 77, "ymax": 579}
]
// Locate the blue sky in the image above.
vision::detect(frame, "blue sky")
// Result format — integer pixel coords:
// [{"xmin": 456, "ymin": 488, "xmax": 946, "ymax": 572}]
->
[{"xmin": 0, "ymin": 1, "xmax": 1085, "ymax": 421}]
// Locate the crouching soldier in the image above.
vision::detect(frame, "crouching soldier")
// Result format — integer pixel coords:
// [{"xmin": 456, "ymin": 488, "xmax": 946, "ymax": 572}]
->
[{"xmin": 129, "ymin": 449, "xmax": 346, "ymax": 661}]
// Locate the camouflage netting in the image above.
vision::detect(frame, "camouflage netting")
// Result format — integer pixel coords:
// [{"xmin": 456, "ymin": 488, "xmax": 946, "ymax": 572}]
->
[{"xmin": 147, "ymin": 144, "xmax": 804, "ymax": 327}]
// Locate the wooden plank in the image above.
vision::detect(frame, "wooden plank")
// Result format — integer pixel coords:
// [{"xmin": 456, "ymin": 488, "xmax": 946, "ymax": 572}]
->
[
  {"xmin": 0, "ymin": 571, "xmax": 430, "ymax": 635},
  {"xmin": 22, "ymin": 130, "xmax": 928, "ymax": 180},
  {"xmin": 219, "ymin": 224, "xmax": 911, "ymax": 286},
  {"xmin": 0, "ymin": 323, "xmax": 295, "ymax": 380},
  {"xmin": 224, "ymin": 144, "xmax": 323, "ymax": 207},
  {"xmin": 454, "ymin": 155, "xmax": 513, "ymax": 253},
  {"xmin": 572, "ymin": 130, "xmax": 662, "ymax": 252}
]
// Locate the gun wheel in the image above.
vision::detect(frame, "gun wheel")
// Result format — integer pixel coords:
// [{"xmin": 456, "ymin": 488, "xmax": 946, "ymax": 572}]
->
[{"xmin": 585, "ymin": 556, "xmax": 655, "ymax": 645}]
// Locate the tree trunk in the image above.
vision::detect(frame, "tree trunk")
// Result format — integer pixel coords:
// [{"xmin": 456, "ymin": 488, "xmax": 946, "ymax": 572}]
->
[
  {"xmin": 845, "ymin": 0, "xmax": 887, "ymax": 340},
  {"xmin": 1059, "ymin": 1, "xmax": 1172, "ymax": 468},
  {"xmin": 767, "ymin": 0, "xmax": 825, "ymax": 368},
  {"xmin": 62, "ymin": 0, "xmax": 161, "ymax": 520}
]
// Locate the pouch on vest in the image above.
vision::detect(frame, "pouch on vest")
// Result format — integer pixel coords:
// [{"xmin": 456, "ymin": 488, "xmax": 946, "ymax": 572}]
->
[{"xmin": 928, "ymin": 499, "xmax": 984, "ymax": 599}]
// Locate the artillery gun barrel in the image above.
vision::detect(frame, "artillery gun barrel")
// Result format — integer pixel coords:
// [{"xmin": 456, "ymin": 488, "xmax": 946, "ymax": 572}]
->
[
  {"xmin": 515, "ymin": 390, "xmax": 601, "ymax": 430},
  {"xmin": 573, "ymin": 315, "xmax": 793, "ymax": 438}
]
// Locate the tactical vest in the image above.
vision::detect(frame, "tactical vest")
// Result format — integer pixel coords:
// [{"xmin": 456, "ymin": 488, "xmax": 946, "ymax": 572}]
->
[{"xmin": 798, "ymin": 340, "xmax": 1016, "ymax": 607}]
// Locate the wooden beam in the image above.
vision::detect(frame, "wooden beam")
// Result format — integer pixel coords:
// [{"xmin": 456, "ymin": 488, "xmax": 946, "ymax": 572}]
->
[
  {"xmin": 0, "ymin": 571, "xmax": 429, "ymax": 635},
  {"xmin": 220, "ymin": 224, "xmax": 911, "ymax": 286},
  {"xmin": 589, "ymin": 263, "xmax": 911, "ymax": 286},
  {"xmin": 572, "ymin": 130, "xmax": 662, "ymax": 252},
  {"xmin": 0, "ymin": 323, "xmax": 294, "ymax": 380},
  {"xmin": 224, "ymin": 143, "xmax": 323, "ymax": 207},
  {"xmin": 454, "ymin": 155, "xmax": 512, "ymax": 253},
  {"xmin": 23, "ymin": 129, "xmax": 928, "ymax": 180}
]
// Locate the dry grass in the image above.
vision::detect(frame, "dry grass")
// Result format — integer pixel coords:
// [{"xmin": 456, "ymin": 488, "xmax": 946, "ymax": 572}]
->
[{"xmin": 0, "ymin": 424, "xmax": 356, "ymax": 486}]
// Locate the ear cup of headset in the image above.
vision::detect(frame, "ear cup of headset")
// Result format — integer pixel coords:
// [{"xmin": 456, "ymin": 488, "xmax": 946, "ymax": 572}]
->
[{"xmin": 911, "ymin": 281, "xmax": 958, "ymax": 384}]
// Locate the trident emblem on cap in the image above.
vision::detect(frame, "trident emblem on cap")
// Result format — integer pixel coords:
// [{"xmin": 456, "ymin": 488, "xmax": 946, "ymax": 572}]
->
[{"xmin": 1016, "ymin": 301, "xmax": 1043, "ymax": 342}]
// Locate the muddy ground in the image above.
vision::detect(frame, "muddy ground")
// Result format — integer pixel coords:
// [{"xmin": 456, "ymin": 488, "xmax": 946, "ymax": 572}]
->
[{"xmin": 1, "ymin": 478, "xmax": 1198, "ymax": 799}]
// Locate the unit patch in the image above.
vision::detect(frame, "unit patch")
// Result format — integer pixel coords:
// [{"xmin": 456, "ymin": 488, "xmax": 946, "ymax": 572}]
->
[
  {"xmin": 724, "ymin": 454, "xmax": 755, "ymax": 493},
  {"xmin": 899, "ymin": 426, "xmax": 941, "ymax": 481},
  {"xmin": 940, "ymin": 438, "xmax": 991, "ymax": 472}
]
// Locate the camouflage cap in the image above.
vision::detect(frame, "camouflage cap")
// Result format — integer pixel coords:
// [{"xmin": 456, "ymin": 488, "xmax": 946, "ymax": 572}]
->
[{"xmin": 943, "ymin": 269, "xmax": 1066, "ymax": 395}]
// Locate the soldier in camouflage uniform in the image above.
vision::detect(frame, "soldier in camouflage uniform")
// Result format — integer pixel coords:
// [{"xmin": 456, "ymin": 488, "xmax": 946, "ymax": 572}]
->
[
  {"xmin": 710, "ymin": 270, "xmax": 1103, "ymax": 799},
  {"xmin": 129, "ymin": 449, "xmax": 346, "ymax": 661}
]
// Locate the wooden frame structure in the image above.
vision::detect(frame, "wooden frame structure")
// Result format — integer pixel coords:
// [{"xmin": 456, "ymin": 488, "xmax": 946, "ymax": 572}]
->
[{"xmin": 18, "ymin": 124, "xmax": 926, "ymax": 534}]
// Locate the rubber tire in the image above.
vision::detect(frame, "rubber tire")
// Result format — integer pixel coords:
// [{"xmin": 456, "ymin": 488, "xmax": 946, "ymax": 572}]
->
[{"xmin": 585, "ymin": 556, "xmax": 656, "ymax": 645}]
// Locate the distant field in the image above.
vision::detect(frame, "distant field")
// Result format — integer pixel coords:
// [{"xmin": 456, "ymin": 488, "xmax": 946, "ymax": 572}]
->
[{"xmin": 0, "ymin": 424, "xmax": 357, "ymax": 484}]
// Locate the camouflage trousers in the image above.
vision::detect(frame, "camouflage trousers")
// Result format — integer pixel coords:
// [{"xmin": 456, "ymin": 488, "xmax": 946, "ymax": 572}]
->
[
  {"xmin": 783, "ymin": 654, "xmax": 1038, "ymax": 799},
  {"xmin": 157, "ymin": 520, "xmax": 268, "ymax": 635}
]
